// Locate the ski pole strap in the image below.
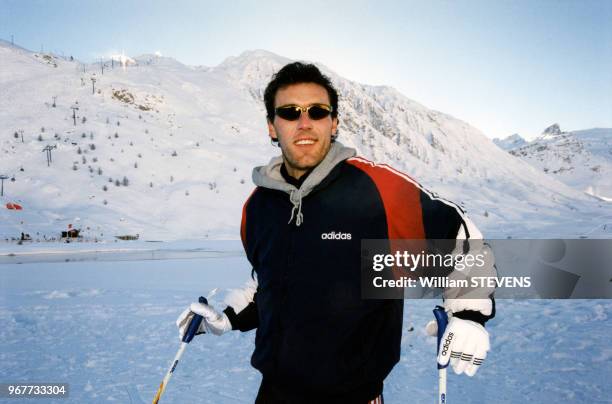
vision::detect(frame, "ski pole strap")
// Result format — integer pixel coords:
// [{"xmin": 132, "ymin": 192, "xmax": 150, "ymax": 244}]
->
[
  {"xmin": 182, "ymin": 296, "xmax": 208, "ymax": 344},
  {"xmin": 433, "ymin": 305, "xmax": 449, "ymax": 370}
]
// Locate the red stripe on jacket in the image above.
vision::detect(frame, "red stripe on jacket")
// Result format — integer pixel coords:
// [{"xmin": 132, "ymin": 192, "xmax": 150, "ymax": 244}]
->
[
  {"xmin": 241, "ymin": 188, "xmax": 258, "ymax": 251},
  {"xmin": 346, "ymin": 157, "xmax": 426, "ymax": 239}
]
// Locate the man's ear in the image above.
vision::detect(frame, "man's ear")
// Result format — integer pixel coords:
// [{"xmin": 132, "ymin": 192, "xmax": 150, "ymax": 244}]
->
[
  {"xmin": 331, "ymin": 117, "xmax": 339, "ymax": 136},
  {"xmin": 267, "ymin": 119, "xmax": 278, "ymax": 141}
]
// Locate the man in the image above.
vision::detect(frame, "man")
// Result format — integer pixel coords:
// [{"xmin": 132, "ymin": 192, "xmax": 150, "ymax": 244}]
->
[{"xmin": 177, "ymin": 62, "xmax": 495, "ymax": 403}]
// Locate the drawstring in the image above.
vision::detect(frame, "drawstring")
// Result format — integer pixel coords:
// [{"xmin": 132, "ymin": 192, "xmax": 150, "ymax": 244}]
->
[{"xmin": 288, "ymin": 189, "xmax": 304, "ymax": 226}]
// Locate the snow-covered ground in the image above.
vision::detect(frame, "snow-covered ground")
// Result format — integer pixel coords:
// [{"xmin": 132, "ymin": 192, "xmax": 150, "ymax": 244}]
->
[{"xmin": 0, "ymin": 242, "xmax": 610, "ymax": 403}]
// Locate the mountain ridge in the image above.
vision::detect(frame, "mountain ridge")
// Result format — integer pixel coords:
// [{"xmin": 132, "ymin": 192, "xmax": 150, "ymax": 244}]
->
[{"xmin": 1, "ymin": 43, "xmax": 609, "ymax": 240}]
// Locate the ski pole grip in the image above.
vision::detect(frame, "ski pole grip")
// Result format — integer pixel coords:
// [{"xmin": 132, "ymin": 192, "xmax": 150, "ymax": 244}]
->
[
  {"xmin": 182, "ymin": 296, "xmax": 208, "ymax": 344},
  {"xmin": 433, "ymin": 305, "xmax": 449, "ymax": 370}
]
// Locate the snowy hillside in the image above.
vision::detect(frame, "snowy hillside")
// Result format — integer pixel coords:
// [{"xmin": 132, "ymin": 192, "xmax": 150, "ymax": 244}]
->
[
  {"xmin": 1, "ymin": 43, "xmax": 609, "ymax": 240},
  {"xmin": 502, "ymin": 124, "xmax": 612, "ymax": 202},
  {"xmin": 493, "ymin": 134, "xmax": 527, "ymax": 151},
  {"xmin": 0, "ymin": 42, "xmax": 272, "ymax": 240}
]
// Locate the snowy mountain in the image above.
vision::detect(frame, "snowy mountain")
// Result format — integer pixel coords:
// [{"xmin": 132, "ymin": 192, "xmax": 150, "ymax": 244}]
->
[
  {"xmin": 0, "ymin": 42, "xmax": 609, "ymax": 240},
  {"xmin": 505, "ymin": 125, "xmax": 612, "ymax": 202},
  {"xmin": 541, "ymin": 123, "xmax": 563, "ymax": 138},
  {"xmin": 493, "ymin": 133, "xmax": 527, "ymax": 151}
]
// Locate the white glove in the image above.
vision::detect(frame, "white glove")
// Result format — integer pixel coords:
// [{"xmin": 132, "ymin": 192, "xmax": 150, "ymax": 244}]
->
[
  {"xmin": 176, "ymin": 301, "xmax": 232, "ymax": 339},
  {"xmin": 426, "ymin": 316, "xmax": 490, "ymax": 377}
]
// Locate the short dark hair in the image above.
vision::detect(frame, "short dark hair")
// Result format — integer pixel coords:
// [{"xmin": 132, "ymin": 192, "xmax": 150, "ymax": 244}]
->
[{"xmin": 264, "ymin": 62, "xmax": 339, "ymax": 121}]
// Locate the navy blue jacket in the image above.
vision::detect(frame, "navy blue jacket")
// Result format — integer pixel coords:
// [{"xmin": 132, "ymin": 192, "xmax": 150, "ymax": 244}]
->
[{"xmin": 227, "ymin": 155, "xmax": 494, "ymax": 402}]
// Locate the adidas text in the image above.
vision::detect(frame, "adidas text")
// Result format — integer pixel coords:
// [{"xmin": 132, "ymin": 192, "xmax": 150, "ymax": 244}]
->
[
  {"xmin": 321, "ymin": 231, "xmax": 352, "ymax": 240},
  {"xmin": 441, "ymin": 332, "xmax": 454, "ymax": 355}
]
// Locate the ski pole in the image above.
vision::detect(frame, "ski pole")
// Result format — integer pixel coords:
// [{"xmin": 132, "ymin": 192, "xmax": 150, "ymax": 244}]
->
[
  {"xmin": 152, "ymin": 296, "xmax": 208, "ymax": 404},
  {"xmin": 433, "ymin": 306, "xmax": 449, "ymax": 404}
]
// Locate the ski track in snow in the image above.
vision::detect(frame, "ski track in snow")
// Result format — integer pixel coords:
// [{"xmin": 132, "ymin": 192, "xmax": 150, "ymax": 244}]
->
[{"xmin": 1, "ymin": 247, "xmax": 610, "ymax": 403}]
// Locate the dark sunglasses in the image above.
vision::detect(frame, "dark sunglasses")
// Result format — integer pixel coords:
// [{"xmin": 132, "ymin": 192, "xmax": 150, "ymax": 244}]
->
[{"xmin": 274, "ymin": 104, "xmax": 333, "ymax": 121}]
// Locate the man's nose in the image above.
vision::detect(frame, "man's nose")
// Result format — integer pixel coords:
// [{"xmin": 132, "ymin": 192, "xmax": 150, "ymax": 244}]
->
[{"xmin": 296, "ymin": 110, "xmax": 313, "ymax": 130}]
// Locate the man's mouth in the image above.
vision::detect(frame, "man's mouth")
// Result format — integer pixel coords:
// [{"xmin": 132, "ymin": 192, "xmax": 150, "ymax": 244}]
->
[{"xmin": 294, "ymin": 138, "xmax": 316, "ymax": 145}]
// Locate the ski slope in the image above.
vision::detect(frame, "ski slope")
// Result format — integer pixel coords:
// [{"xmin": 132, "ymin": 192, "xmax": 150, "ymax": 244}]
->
[{"xmin": 1, "ymin": 41, "xmax": 610, "ymax": 241}]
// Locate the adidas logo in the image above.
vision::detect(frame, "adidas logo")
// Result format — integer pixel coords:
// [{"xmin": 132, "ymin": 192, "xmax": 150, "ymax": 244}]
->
[{"xmin": 321, "ymin": 231, "xmax": 352, "ymax": 240}]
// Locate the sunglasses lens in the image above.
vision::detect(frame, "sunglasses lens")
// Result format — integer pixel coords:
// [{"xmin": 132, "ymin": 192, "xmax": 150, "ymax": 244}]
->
[
  {"xmin": 307, "ymin": 106, "xmax": 331, "ymax": 120},
  {"xmin": 276, "ymin": 107, "xmax": 301, "ymax": 121},
  {"xmin": 275, "ymin": 105, "xmax": 332, "ymax": 121}
]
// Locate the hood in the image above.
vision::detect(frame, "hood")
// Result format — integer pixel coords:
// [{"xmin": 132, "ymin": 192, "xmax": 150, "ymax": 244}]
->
[{"xmin": 252, "ymin": 142, "xmax": 356, "ymax": 226}]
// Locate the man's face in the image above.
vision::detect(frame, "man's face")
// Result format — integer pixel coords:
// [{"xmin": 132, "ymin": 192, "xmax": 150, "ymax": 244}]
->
[{"xmin": 268, "ymin": 82, "xmax": 338, "ymax": 179}]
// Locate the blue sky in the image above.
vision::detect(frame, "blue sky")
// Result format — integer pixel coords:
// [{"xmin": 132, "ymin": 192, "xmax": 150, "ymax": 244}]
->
[{"xmin": 1, "ymin": 0, "xmax": 611, "ymax": 139}]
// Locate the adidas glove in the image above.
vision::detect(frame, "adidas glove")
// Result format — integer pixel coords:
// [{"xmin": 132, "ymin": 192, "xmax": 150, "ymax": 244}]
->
[{"xmin": 426, "ymin": 316, "xmax": 490, "ymax": 376}]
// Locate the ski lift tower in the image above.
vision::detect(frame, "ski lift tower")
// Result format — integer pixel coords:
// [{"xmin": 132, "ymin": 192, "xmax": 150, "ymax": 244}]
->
[
  {"xmin": 42, "ymin": 145, "xmax": 57, "ymax": 167},
  {"xmin": 0, "ymin": 175, "xmax": 8, "ymax": 197},
  {"xmin": 71, "ymin": 104, "xmax": 79, "ymax": 126}
]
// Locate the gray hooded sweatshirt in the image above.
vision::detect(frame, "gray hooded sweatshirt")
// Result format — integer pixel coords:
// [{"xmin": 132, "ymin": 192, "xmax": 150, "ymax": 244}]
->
[{"xmin": 251, "ymin": 142, "xmax": 356, "ymax": 226}]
